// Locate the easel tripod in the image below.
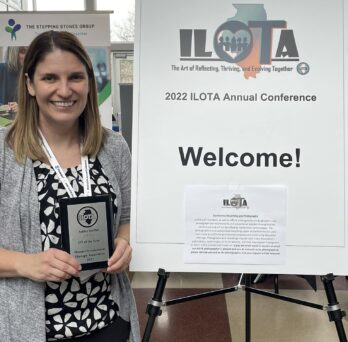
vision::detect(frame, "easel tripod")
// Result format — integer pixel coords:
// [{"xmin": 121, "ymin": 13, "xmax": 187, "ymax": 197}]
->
[{"xmin": 142, "ymin": 269, "xmax": 347, "ymax": 342}]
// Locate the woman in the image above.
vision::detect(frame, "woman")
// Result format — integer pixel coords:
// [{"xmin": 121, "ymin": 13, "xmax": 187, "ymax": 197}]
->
[
  {"xmin": 0, "ymin": 46, "xmax": 27, "ymax": 113},
  {"xmin": 0, "ymin": 31, "xmax": 140, "ymax": 341}
]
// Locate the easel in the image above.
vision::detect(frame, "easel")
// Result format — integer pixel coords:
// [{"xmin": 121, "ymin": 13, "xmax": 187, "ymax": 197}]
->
[{"xmin": 142, "ymin": 269, "xmax": 347, "ymax": 342}]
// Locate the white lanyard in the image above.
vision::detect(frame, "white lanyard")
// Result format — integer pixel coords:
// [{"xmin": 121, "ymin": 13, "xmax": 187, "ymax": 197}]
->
[{"xmin": 39, "ymin": 130, "xmax": 92, "ymax": 198}]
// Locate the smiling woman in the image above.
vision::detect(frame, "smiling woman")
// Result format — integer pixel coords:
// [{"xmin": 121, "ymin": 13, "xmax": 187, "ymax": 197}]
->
[
  {"xmin": 0, "ymin": 31, "xmax": 140, "ymax": 342},
  {"xmin": 26, "ymin": 48, "xmax": 90, "ymax": 146},
  {"xmin": 8, "ymin": 30, "xmax": 103, "ymax": 163}
]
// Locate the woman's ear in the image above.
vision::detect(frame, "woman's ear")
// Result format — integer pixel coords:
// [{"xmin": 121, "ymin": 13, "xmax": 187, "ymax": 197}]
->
[{"xmin": 25, "ymin": 73, "xmax": 35, "ymax": 96}]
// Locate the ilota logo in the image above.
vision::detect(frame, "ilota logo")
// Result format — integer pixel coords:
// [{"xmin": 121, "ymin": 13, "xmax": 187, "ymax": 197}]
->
[
  {"xmin": 223, "ymin": 195, "xmax": 248, "ymax": 209},
  {"xmin": 179, "ymin": 4, "xmax": 300, "ymax": 66},
  {"xmin": 77, "ymin": 207, "xmax": 98, "ymax": 228}
]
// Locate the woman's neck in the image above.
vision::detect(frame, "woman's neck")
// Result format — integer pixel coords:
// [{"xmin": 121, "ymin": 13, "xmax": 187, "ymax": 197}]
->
[{"xmin": 39, "ymin": 122, "xmax": 82, "ymax": 168}]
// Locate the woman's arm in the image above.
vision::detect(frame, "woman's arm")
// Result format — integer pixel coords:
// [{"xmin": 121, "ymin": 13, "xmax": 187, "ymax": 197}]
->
[
  {"xmin": 0, "ymin": 248, "xmax": 81, "ymax": 281},
  {"xmin": 104, "ymin": 134, "xmax": 132, "ymax": 273}
]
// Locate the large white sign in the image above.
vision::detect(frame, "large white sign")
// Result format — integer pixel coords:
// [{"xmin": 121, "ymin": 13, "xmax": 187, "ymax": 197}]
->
[
  {"xmin": 0, "ymin": 12, "xmax": 112, "ymax": 128},
  {"xmin": 131, "ymin": 0, "xmax": 348, "ymax": 274}
]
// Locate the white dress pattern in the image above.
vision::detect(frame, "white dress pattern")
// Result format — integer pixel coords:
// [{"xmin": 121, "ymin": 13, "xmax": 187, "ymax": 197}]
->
[{"xmin": 34, "ymin": 157, "xmax": 119, "ymax": 341}]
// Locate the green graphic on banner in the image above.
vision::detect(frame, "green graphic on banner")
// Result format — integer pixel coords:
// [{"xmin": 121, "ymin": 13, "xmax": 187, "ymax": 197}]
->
[{"xmin": 98, "ymin": 80, "xmax": 111, "ymax": 106}]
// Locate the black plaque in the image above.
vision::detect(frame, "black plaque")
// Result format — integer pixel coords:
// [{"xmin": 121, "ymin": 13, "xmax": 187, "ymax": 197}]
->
[{"xmin": 59, "ymin": 195, "xmax": 114, "ymax": 270}]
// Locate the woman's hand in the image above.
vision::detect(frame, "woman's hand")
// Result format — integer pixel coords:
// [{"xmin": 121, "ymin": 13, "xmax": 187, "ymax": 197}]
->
[
  {"xmin": 18, "ymin": 248, "xmax": 81, "ymax": 282},
  {"xmin": 106, "ymin": 236, "xmax": 132, "ymax": 273}
]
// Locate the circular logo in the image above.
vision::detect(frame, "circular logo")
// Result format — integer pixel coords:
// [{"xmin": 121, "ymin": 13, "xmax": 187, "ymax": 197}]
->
[
  {"xmin": 297, "ymin": 62, "xmax": 310, "ymax": 75},
  {"xmin": 77, "ymin": 207, "xmax": 98, "ymax": 228},
  {"xmin": 214, "ymin": 20, "xmax": 253, "ymax": 63}
]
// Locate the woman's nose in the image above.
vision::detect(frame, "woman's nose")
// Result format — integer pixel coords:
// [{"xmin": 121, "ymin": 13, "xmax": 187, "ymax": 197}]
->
[{"xmin": 56, "ymin": 80, "xmax": 73, "ymax": 97}]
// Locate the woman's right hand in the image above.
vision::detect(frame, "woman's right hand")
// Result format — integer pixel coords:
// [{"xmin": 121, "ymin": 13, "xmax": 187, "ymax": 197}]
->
[{"xmin": 18, "ymin": 248, "xmax": 81, "ymax": 282}]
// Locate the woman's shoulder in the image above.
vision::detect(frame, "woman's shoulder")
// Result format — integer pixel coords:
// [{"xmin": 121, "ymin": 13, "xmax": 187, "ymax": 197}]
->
[
  {"xmin": 0, "ymin": 128, "xmax": 8, "ymax": 174},
  {"xmin": 99, "ymin": 128, "xmax": 131, "ymax": 173},
  {"xmin": 0, "ymin": 126, "xmax": 8, "ymax": 142},
  {"xmin": 0, "ymin": 127, "xmax": 12, "ymax": 157},
  {"xmin": 103, "ymin": 128, "xmax": 129, "ymax": 150}
]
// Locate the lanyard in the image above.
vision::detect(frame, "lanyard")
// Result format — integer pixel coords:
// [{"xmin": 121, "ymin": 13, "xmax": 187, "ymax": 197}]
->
[{"xmin": 39, "ymin": 130, "xmax": 92, "ymax": 198}]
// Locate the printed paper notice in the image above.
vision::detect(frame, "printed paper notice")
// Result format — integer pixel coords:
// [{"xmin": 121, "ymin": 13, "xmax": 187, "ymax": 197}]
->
[{"xmin": 184, "ymin": 185, "xmax": 287, "ymax": 264}]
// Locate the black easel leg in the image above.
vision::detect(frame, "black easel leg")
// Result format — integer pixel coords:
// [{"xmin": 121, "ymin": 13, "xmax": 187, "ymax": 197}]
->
[
  {"xmin": 142, "ymin": 269, "xmax": 170, "ymax": 342},
  {"xmin": 321, "ymin": 274, "xmax": 347, "ymax": 342},
  {"xmin": 274, "ymin": 274, "xmax": 279, "ymax": 294},
  {"xmin": 245, "ymin": 274, "xmax": 251, "ymax": 342}
]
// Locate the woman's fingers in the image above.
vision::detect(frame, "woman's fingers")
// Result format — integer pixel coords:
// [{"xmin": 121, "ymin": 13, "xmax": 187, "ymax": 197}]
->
[
  {"xmin": 21, "ymin": 248, "xmax": 81, "ymax": 282},
  {"xmin": 106, "ymin": 238, "xmax": 132, "ymax": 273}
]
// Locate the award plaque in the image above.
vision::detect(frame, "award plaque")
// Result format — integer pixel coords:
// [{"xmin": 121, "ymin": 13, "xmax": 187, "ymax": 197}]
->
[{"xmin": 59, "ymin": 195, "xmax": 114, "ymax": 270}]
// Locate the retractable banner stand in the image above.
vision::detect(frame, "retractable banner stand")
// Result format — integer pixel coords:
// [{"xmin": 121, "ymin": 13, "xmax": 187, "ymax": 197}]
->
[
  {"xmin": 0, "ymin": 12, "xmax": 112, "ymax": 128},
  {"xmin": 131, "ymin": 0, "xmax": 348, "ymax": 275}
]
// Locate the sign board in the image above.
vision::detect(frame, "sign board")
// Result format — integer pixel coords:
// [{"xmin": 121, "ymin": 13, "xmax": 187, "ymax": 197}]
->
[{"xmin": 131, "ymin": 0, "xmax": 348, "ymax": 275}]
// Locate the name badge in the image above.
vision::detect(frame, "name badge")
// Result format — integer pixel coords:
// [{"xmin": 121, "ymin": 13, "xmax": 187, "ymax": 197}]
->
[{"xmin": 59, "ymin": 195, "xmax": 114, "ymax": 270}]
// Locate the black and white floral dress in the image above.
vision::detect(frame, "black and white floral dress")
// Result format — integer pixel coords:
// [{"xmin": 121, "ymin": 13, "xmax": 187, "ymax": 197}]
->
[{"xmin": 34, "ymin": 157, "xmax": 119, "ymax": 341}]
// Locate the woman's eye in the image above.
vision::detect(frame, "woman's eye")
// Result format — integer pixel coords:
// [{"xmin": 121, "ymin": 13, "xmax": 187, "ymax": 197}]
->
[
  {"xmin": 71, "ymin": 74, "xmax": 85, "ymax": 81},
  {"xmin": 42, "ymin": 75, "xmax": 56, "ymax": 82}
]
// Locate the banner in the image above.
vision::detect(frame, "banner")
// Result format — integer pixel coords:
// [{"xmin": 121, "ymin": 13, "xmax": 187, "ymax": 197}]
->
[
  {"xmin": 131, "ymin": 0, "xmax": 348, "ymax": 275},
  {"xmin": 0, "ymin": 12, "xmax": 112, "ymax": 128}
]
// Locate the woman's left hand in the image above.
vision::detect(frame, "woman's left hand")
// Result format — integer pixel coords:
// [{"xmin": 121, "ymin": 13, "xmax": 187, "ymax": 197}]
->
[{"xmin": 106, "ymin": 236, "xmax": 132, "ymax": 273}]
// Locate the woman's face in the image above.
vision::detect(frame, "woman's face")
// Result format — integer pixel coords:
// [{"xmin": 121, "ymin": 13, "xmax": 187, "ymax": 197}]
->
[{"xmin": 27, "ymin": 48, "xmax": 89, "ymax": 130}]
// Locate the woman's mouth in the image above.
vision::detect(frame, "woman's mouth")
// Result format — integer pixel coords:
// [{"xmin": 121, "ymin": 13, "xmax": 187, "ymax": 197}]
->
[{"xmin": 51, "ymin": 101, "xmax": 75, "ymax": 107}]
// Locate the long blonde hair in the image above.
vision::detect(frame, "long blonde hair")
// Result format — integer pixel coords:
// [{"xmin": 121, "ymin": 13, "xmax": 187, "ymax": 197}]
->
[{"xmin": 6, "ymin": 31, "xmax": 105, "ymax": 162}]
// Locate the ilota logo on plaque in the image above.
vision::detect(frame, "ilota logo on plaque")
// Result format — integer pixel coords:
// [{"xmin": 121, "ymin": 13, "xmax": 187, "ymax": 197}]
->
[{"xmin": 77, "ymin": 207, "xmax": 99, "ymax": 228}]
